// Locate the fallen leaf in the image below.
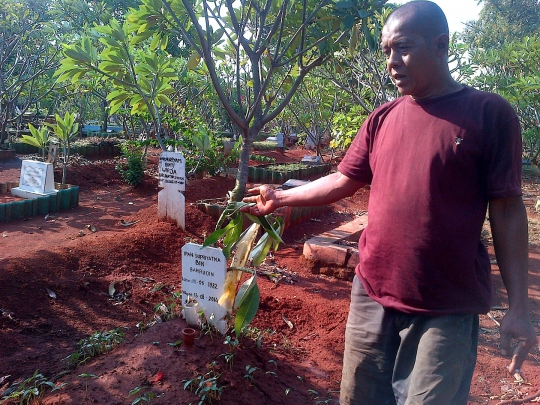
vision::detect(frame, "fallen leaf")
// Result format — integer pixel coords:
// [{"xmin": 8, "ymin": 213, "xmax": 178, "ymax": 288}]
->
[
  {"xmin": 120, "ymin": 219, "xmax": 140, "ymax": 227},
  {"xmin": 282, "ymin": 315, "xmax": 294, "ymax": 329},
  {"xmin": 46, "ymin": 288, "xmax": 57, "ymax": 299}
]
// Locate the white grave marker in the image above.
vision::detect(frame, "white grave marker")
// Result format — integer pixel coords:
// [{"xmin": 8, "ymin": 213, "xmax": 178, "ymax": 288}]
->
[
  {"xmin": 182, "ymin": 243, "xmax": 227, "ymax": 329},
  {"xmin": 158, "ymin": 151, "xmax": 185, "ymax": 229},
  {"xmin": 11, "ymin": 160, "xmax": 57, "ymax": 199}
]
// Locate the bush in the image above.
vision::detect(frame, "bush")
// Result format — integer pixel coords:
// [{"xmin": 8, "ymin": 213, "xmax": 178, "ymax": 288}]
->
[{"xmin": 116, "ymin": 142, "xmax": 145, "ymax": 187}]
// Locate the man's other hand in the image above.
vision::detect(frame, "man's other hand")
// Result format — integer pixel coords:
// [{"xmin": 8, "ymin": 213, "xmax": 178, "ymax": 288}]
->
[{"xmin": 499, "ymin": 308, "xmax": 538, "ymax": 374}]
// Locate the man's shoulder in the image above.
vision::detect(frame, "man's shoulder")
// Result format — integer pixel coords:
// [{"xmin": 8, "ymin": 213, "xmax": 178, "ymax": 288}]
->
[{"xmin": 458, "ymin": 86, "xmax": 514, "ymax": 109}]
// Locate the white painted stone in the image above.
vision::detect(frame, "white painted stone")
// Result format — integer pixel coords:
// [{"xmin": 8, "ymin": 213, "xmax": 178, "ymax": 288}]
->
[
  {"xmin": 157, "ymin": 151, "xmax": 185, "ymax": 229},
  {"xmin": 182, "ymin": 243, "xmax": 227, "ymax": 330},
  {"xmin": 11, "ymin": 160, "xmax": 57, "ymax": 199}
]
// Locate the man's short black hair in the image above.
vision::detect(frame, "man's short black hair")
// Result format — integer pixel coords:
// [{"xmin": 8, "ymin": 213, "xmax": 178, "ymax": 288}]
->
[{"xmin": 386, "ymin": 1, "xmax": 449, "ymax": 39}]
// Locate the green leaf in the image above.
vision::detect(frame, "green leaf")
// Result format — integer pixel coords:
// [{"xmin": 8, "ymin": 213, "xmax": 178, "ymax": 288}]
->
[
  {"xmin": 249, "ymin": 232, "xmax": 273, "ymax": 266},
  {"xmin": 234, "ymin": 284, "xmax": 260, "ymax": 338},
  {"xmin": 233, "ymin": 273, "xmax": 257, "ymax": 310},
  {"xmin": 187, "ymin": 51, "xmax": 201, "ymax": 69},
  {"xmin": 244, "ymin": 213, "xmax": 284, "ymax": 244}
]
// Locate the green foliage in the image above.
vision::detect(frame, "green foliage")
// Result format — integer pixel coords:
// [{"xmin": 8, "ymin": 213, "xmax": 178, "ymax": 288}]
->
[
  {"xmin": 203, "ymin": 203, "xmax": 284, "ymax": 337},
  {"xmin": 129, "ymin": 386, "xmax": 155, "ymax": 404},
  {"xmin": 0, "ymin": 0, "xmax": 60, "ymax": 145},
  {"xmin": 183, "ymin": 366, "xmax": 223, "ymax": 404},
  {"xmin": 46, "ymin": 111, "xmax": 80, "ymax": 184},
  {"xmin": 127, "ymin": 0, "xmax": 384, "ymax": 201},
  {"xmin": 116, "ymin": 142, "xmax": 145, "ymax": 187},
  {"xmin": 462, "ymin": 0, "xmax": 540, "ymax": 49},
  {"xmin": 21, "ymin": 125, "xmax": 50, "ymax": 158},
  {"xmin": 0, "ymin": 370, "xmax": 66, "ymax": 405},
  {"xmin": 468, "ymin": 36, "xmax": 540, "ymax": 162},
  {"xmin": 331, "ymin": 106, "xmax": 368, "ymax": 149},
  {"xmin": 250, "ymin": 154, "xmax": 275, "ymax": 163},
  {"xmin": 243, "ymin": 365, "xmax": 259, "ymax": 383},
  {"xmin": 55, "ymin": 16, "xmax": 177, "ymax": 150},
  {"xmin": 64, "ymin": 328, "xmax": 125, "ymax": 367}
]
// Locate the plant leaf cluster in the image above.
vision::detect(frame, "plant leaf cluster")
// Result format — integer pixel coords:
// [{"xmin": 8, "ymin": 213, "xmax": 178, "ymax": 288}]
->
[{"xmin": 202, "ymin": 202, "xmax": 284, "ymax": 337}]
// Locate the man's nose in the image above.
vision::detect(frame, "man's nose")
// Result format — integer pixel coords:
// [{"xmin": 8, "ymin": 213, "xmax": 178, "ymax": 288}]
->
[{"xmin": 387, "ymin": 50, "xmax": 401, "ymax": 70}]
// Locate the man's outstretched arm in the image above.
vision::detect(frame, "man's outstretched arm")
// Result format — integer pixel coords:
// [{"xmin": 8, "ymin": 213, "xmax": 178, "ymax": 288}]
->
[
  {"xmin": 489, "ymin": 195, "xmax": 538, "ymax": 374},
  {"xmin": 242, "ymin": 171, "xmax": 366, "ymax": 216}
]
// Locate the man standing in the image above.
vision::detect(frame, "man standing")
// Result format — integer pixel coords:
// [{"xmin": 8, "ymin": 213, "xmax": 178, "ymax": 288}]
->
[{"xmin": 243, "ymin": 1, "xmax": 537, "ymax": 404}]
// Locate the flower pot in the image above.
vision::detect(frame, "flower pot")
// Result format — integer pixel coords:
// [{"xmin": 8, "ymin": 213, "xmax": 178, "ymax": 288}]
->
[{"xmin": 181, "ymin": 327, "xmax": 197, "ymax": 346}]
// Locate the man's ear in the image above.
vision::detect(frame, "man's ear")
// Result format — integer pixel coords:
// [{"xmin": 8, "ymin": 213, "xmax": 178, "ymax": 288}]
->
[{"xmin": 434, "ymin": 33, "xmax": 449, "ymax": 55}]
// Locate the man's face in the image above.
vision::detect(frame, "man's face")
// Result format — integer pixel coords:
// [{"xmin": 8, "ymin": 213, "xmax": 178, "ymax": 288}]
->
[{"xmin": 381, "ymin": 19, "xmax": 441, "ymax": 99}]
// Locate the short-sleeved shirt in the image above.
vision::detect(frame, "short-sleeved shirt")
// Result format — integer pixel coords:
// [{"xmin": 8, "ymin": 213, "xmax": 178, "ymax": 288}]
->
[{"xmin": 338, "ymin": 86, "xmax": 522, "ymax": 315}]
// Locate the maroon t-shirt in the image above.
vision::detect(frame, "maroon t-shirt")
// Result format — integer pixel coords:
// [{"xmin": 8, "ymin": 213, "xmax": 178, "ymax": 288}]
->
[{"xmin": 338, "ymin": 86, "xmax": 522, "ymax": 315}]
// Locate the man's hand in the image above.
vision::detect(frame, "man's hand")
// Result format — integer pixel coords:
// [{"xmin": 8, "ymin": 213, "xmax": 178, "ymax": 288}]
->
[
  {"xmin": 242, "ymin": 185, "xmax": 280, "ymax": 216},
  {"xmin": 499, "ymin": 308, "xmax": 538, "ymax": 374}
]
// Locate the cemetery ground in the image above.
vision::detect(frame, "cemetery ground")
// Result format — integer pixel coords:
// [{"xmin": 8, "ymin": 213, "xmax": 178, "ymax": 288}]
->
[{"xmin": 1, "ymin": 148, "xmax": 540, "ymax": 405}]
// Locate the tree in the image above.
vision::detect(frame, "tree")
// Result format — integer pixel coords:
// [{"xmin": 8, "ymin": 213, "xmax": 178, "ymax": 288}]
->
[
  {"xmin": 128, "ymin": 0, "xmax": 387, "ymax": 201},
  {"xmin": 468, "ymin": 36, "xmax": 540, "ymax": 162},
  {"xmin": 462, "ymin": 0, "xmax": 540, "ymax": 49},
  {"xmin": 284, "ymin": 75, "xmax": 342, "ymax": 154},
  {"xmin": 0, "ymin": 0, "xmax": 61, "ymax": 145},
  {"xmin": 55, "ymin": 19, "xmax": 178, "ymax": 150}
]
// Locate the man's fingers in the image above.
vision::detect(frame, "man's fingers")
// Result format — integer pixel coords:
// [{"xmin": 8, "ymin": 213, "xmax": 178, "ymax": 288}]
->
[
  {"xmin": 246, "ymin": 187, "xmax": 262, "ymax": 195},
  {"xmin": 500, "ymin": 333, "xmax": 512, "ymax": 357},
  {"xmin": 508, "ymin": 353, "xmax": 525, "ymax": 374}
]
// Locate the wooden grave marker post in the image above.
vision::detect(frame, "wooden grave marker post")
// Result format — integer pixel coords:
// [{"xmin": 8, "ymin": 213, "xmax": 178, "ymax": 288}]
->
[{"xmin": 157, "ymin": 151, "xmax": 185, "ymax": 229}]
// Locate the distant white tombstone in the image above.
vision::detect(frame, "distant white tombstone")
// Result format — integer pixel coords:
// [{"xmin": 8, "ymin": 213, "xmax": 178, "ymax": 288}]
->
[
  {"xmin": 157, "ymin": 151, "xmax": 185, "ymax": 229},
  {"xmin": 276, "ymin": 133, "xmax": 284, "ymax": 148},
  {"xmin": 11, "ymin": 160, "xmax": 57, "ymax": 199},
  {"xmin": 181, "ymin": 243, "xmax": 227, "ymax": 330}
]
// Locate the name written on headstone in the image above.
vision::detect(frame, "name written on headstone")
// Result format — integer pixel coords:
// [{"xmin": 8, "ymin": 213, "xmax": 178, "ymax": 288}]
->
[
  {"xmin": 158, "ymin": 153, "xmax": 185, "ymax": 189},
  {"xmin": 22, "ymin": 165, "xmax": 45, "ymax": 189},
  {"xmin": 181, "ymin": 243, "xmax": 227, "ymax": 325}
]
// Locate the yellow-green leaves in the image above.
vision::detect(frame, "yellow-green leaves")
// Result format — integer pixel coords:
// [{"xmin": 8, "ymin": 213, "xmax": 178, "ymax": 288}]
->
[{"xmin": 22, "ymin": 125, "xmax": 49, "ymax": 150}]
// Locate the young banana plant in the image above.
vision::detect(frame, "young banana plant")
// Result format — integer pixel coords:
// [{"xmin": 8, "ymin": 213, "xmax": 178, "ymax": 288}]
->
[{"xmin": 202, "ymin": 201, "xmax": 284, "ymax": 337}]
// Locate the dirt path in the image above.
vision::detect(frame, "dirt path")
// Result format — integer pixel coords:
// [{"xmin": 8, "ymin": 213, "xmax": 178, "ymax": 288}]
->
[{"xmin": 0, "ymin": 151, "xmax": 539, "ymax": 404}]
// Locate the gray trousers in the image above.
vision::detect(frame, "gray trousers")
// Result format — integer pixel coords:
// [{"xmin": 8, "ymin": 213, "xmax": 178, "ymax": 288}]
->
[{"xmin": 340, "ymin": 276, "xmax": 478, "ymax": 405}]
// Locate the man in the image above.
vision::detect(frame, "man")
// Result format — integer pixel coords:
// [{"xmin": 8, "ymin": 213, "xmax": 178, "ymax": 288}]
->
[{"xmin": 243, "ymin": 1, "xmax": 537, "ymax": 404}]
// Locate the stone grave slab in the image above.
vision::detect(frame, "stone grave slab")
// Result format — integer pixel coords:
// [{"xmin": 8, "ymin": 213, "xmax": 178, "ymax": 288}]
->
[
  {"xmin": 182, "ymin": 243, "xmax": 227, "ymax": 329},
  {"xmin": 11, "ymin": 160, "xmax": 57, "ymax": 199},
  {"xmin": 282, "ymin": 179, "xmax": 310, "ymax": 190},
  {"xmin": 158, "ymin": 151, "xmax": 185, "ymax": 229},
  {"xmin": 301, "ymin": 155, "xmax": 322, "ymax": 165}
]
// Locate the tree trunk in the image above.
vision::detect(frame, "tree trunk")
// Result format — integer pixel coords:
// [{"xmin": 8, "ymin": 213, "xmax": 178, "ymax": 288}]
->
[
  {"xmin": 100, "ymin": 99, "xmax": 108, "ymax": 133},
  {"xmin": 230, "ymin": 129, "xmax": 254, "ymax": 202}
]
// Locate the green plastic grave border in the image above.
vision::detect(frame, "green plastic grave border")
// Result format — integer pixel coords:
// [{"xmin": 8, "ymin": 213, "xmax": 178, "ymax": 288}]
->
[
  {"xmin": 0, "ymin": 184, "xmax": 79, "ymax": 222},
  {"xmin": 247, "ymin": 163, "xmax": 332, "ymax": 184},
  {"xmin": 7, "ymin": 142, "xmax": 121, "ymax": 157}
]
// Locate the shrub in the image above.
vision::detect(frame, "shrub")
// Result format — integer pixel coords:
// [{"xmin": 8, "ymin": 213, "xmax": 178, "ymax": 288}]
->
[{"xmin": 116, "ymin": 142, "xmax": 145, "ymax": 187}]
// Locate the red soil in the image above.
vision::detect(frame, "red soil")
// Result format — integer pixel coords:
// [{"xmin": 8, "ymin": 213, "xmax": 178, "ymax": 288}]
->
[{"xmin": 0, "ymin": 148, "xmax": 539, "ymax": 405}]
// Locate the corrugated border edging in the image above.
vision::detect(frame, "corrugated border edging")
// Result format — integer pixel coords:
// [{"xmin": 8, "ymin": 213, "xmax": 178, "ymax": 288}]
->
[{"xmin": 0, "ymin": 185, "xmax": 79, "ymax": 222}]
